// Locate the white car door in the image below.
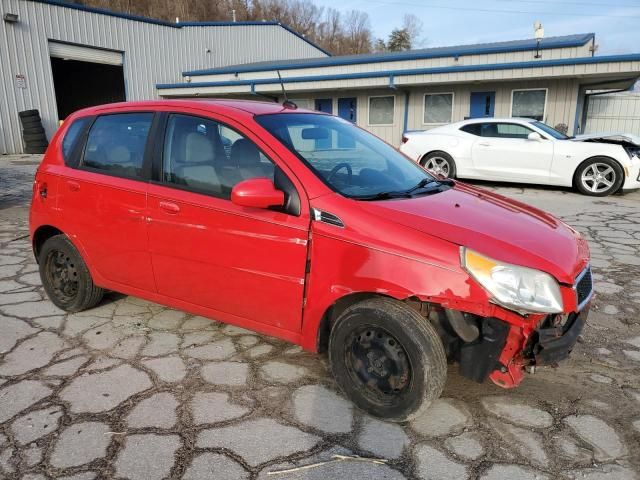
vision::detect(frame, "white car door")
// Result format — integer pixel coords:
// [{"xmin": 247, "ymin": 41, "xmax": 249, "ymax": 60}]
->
[{"xmin": 470, "ymin": 122, "xmax": 554, "ymax": 183}]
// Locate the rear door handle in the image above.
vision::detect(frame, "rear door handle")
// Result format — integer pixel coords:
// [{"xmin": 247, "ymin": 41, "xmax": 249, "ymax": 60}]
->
[
  {"xmin": 67, "ymin": 180, "xmax": 80, "ymax": 191},
  {"xmin": 159, "ymin": 201, "xmax": 180, "ymax": 214}
]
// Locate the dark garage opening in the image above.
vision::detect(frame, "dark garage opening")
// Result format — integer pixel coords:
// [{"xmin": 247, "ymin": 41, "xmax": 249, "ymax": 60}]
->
[{"xmin": 50, "ymin": 57, "xmax": 126, "ymax": 120}]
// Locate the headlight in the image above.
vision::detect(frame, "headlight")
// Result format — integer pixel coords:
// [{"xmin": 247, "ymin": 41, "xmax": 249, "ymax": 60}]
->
[{"xmin": 461, "ymin": 247, "xmax": 563, "ymax": 314}]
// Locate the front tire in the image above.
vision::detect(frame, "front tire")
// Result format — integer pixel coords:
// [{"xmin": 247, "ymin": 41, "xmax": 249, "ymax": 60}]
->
[
  {"xmin": 329, "ymin": 297, "xmax": 447, "ymax": 423},
  {"xmin": 421, "ymin": 151, "xmax": 456, "ymax": 179},
  {"xmin": 39, "ymin": 235, "xmax": 104, "ymax": 312},
  {"xmin": 574, "ymin": 157, "xmax": 623, "ymax": 196}
]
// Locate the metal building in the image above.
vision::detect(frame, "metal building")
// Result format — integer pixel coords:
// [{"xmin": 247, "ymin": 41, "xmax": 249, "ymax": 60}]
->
[
  {"xmin": 0, "ymin": 0, "xmax": 328, "ymax": 154},
  {"xmin": 584, "ymin": 91, "xmax": 640, "ymax": 135},
  {"xmin": 158, "ymin": 33, "xmax": 640, "ymax": 145}
]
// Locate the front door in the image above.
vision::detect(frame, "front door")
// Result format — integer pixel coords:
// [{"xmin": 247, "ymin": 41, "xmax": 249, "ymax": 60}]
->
[
  {"xmin": 471, "ymin": 122, "xmax": 554, "ymax": 182},
  {"xmin": 470, "ymin": 92, "xmax": 495, "ymax": 118},
  {"xmin": 314, "ymin": 98, "xmax": 333, "ymax": 114},
  {"xmin": 338, "ymin": 98, "xmax": 357, "ymax": 123},
  {"xmin": 146, "ymin": 111, "xmax": 310, "ymax": 332},
  {"xmin": 337, "ymin": 98, "xmax": 357, "ymax": 148},
  {"xmin": 57, "ymin": 112, "xmax": 156, "ymax": 292}
]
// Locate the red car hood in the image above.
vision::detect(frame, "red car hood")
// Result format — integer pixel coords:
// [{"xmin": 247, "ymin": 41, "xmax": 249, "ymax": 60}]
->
[{"xmin": 357, "ymin": 183, "xmax": 589, "ymax": 284}]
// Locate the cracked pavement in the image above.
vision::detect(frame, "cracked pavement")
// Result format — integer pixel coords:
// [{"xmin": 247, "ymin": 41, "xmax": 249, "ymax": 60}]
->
[{"xmin": 1, "ymin": 154, "xmax": 639, "ymax": 480}]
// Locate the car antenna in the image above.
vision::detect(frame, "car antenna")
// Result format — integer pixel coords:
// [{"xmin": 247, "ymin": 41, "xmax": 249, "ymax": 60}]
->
[{"xmin": 277, "ymin": 70, "xmax": 297, "ymax": 110}]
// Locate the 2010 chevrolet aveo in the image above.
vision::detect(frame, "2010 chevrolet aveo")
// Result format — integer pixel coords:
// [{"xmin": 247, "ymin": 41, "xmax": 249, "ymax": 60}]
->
[{"xmin": 30, "ymin": 100, "xmax": 593, "ymax": 422}]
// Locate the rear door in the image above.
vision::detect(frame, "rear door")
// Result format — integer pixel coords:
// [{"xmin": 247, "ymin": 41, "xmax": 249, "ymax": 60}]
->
[
  {"xmin": 146, "ymin": 111, "xmax": 310, "ymax": 333},
  {"xmin": 56, "ymin": 111, "xmax": 156, "ymax": 291},
  {"xmin": 470, "ymin": 122, "xmax": 554, "ymax": 183}
]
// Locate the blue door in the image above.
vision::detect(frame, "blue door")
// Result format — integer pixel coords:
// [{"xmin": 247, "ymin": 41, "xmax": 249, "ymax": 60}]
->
[
  {"xmin": 315, "ymin": 98, "xmax": 333, "ymax": 114},
  {"xmin": 338, "ymin": 97, "xmax": 357, "ymax": 123},
  {"xmin": 470, "ymin": 92, "xmax": 495, "ymax": 118},
  {"xmin": 337, "ymin": 98, "xmax": 357, "ymax": 148}
]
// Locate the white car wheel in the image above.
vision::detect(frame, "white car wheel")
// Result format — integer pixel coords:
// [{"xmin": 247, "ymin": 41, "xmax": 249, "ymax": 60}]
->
[
  {"xmin": 422, "ymin": 152, "xmax": 456, "ymax": 178},
  {"xmin": 575, "ymin": 158, "xmax": 623, "ymax": 197}
]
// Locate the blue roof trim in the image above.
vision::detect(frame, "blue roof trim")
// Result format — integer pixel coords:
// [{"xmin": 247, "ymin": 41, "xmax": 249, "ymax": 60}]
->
[
  {"xmin": 183, "ymin": 33, "xmax": 595, "ymax": 77},
  {"xmin": 27, "ymin": 0, "xmax": 330, "ymax": 55},
  {"xmin": 277, "ymin": 23, "xmax": 332, "ymax": 57},
  {"xmin": 157, "ymin": 53, "xmax": 640, "ymax": 90}
]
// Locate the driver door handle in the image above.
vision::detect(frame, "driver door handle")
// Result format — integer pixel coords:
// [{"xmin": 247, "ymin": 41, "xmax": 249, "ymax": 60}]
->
[{"xmin": 478, "ymin": 142, "xmax": 491, "ymax": 146}]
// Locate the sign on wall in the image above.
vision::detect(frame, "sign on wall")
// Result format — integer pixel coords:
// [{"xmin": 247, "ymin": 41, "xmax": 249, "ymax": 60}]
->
[{"xmin": 15, "ymin": 74, "xmax": 26, "ymax": 89}]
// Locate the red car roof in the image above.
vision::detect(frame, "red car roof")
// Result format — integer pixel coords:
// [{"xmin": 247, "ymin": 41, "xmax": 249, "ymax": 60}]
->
[{"xmin": 70, "ymin": 99, "xmax": 318, "ymax": 119}]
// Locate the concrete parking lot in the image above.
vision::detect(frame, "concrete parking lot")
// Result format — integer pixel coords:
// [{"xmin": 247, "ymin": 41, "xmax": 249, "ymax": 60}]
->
[{"xmin": 1, "ymin": 154, "xmax": 639, "ymax": 480}]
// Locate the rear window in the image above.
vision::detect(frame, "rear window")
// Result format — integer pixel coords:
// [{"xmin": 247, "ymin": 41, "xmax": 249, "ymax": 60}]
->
[
  {"xmin": 82, "ymin": 113, "xmax": 153, "ymax": 178},
  {"xmin": 460, "ymin": 124, "xmax": 482, "ymax": 136},
  {"xmin": 62, "ymin": 117, "xmax": 91, "ymax": 163}
]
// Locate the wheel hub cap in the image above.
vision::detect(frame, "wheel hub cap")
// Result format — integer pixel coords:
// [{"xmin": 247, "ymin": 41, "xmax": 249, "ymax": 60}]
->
[
  {"xmin": 425, "ymin": 157, "xmax": 450, "ymax": 177},
  {"xmin": 346, "ymin": 327, "xmax": 411, "ymax": 399},
  {"xmin": 46, "ymin": 250, "xmax": 79, "ymax": 300},
  {"xmin": 581, "ymin": 162, "xmax": 616, "ymax": 193}
]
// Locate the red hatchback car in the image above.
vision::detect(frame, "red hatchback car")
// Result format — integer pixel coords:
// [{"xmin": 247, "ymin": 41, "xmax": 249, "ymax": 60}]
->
[{"xmin": 30, "ymin": 100, "xmax": 593, "ymax": 422}]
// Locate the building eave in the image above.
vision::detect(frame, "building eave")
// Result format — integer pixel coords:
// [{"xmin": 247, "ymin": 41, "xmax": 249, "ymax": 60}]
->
[
  {"xmin": 182, "ymin": 33, "xmax": 595, "ymax": 77},
  {"xmin": 158, "ymin": 53, "xmax": 640, "ymax": 93}
]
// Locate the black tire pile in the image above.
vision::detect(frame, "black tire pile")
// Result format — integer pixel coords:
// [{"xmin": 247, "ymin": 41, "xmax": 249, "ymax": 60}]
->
[{"xmin": 19, "ymin": 109, "xmax": 49, "ymax": 154}]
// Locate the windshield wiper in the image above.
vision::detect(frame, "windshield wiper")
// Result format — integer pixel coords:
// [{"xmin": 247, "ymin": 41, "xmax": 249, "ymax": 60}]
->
[{"xmin": 354, "ymin": 178, "xmax": 453, "ymax": 201}]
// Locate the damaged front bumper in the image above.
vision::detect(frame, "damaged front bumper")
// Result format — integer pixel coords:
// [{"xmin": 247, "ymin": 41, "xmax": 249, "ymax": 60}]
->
[{"xmin": 456, "ymin": 306, "xmax": 589, "ymax": 388}]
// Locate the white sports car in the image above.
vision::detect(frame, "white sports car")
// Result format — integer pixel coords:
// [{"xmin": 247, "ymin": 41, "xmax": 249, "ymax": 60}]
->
[{"xmin": 400, "ymin": 118, "xmax": 640, "ymax": 196}]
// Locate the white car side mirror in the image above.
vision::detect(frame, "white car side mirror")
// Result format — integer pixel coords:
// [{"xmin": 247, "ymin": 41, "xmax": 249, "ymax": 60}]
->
[{"xmin": 528, "ymin": 132, "xmax": 543, "ymax": 141}]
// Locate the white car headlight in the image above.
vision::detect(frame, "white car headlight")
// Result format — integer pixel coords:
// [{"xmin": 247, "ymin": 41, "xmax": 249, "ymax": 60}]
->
[{"xmin": 461, "ymin": 247, "xmax": 563, "ymax": 314}]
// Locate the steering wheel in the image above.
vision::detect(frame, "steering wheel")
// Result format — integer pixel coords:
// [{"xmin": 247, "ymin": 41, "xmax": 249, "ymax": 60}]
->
[{"xmin": 327, "ymin": 163, "xmax": 353, "ymax": 183}]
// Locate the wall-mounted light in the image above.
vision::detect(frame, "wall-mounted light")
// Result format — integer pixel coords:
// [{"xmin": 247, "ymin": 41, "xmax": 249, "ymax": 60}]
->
[
  {"xmin": 534, "ymin": 21, "xmax": 544, "ymax": 59},
  {"xmin": 3, "ymin": 13, "xmax": 19, "ymax": 23}
]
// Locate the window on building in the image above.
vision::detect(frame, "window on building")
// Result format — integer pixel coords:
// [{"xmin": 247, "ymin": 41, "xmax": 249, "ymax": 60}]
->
[
  {"xmin": 368, "ymin": 96, "xmax": 395, "ymax": 125},
  {"xmin": 162, "ymin": 114, "xmax": 274, "ymax": 198},
  {"xmin": 424, "ymin": 93, "xmax": 453, "ymax": 124},
  {"xmin": 511, "ymin": 89, "xmax": 546, "ymax": 121},
  {"xmin": 82, "ymin": 113, "xmax": 153, "ymax": 178}
]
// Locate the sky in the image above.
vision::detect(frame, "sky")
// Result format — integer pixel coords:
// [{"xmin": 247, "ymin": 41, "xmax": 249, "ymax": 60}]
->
[{"xmin": 314, "ymin": 0, "xmax": 640, "ymax": 55}]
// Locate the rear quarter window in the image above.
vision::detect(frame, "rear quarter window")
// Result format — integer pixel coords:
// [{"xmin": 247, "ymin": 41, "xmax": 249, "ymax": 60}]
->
[
  {"xmin": 460, "ymin": 124, "xmax": 482, "ymax": 136},
  {"xmin": 61, "ymin": 117, "xmax": 91, "ymax": 164},
  {"xmin": 81, "ymin": 113, "xmax": 153, "ymax": 179}
]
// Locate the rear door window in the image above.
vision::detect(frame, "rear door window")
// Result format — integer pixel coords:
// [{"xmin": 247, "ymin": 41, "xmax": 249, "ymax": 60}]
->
[{"xmin": 82, "ymin": 113, "xmax": 153, "ymax": 178}]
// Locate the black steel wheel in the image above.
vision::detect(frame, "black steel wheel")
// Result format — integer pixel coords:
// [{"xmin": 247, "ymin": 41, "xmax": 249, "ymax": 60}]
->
[
  {"xmin": 39, "ymin": 235, "xmax": 104, "ymax": 312},
  {"xmin": 344, "ymin": 326, "xmax": 412, "ymax": 403},
  {"xmin": 329, "ymin": 297, "xmax": 447, "ymax": 422}
]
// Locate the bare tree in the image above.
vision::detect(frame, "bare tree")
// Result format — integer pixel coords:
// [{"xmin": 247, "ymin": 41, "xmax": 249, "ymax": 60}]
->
[
  {"xmin": 74, "ymin": 0, "xmax": 383, "ymax": 55},
  {"xmin": 342, "ymin": 10, "xmax": 373, "ymax": 54},
  {"xmin": 402, "ymin": 13, "xmax": 426, "ymax": 48}
]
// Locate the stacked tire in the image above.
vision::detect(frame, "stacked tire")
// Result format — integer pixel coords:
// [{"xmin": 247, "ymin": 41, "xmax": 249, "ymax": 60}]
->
[{"xmin": 19, "ymin": 109, "xmax": 49, "ymax": 154}]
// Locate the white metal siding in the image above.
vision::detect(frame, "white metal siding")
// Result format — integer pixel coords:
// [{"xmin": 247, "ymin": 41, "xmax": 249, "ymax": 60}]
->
[
  {"xmin": 584, "ymin": 93, "xmax": 640, "ymax": 135},
  {"xmin": 0, "ymin": 0, "xmax": 326, "ymax": 153}
]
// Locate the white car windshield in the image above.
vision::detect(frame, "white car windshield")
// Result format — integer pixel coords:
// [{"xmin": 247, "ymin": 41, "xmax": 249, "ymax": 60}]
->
[
  {"xmin": 256, "ymin": 113, "xmax": 447, "ymax": 200},
  {"xmin": 532, "ymin": 121, "xmax": 569, "ymax": 140}
]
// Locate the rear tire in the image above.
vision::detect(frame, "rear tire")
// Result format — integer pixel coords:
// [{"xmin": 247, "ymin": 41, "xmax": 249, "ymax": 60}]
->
[
  {"xmin": 39, "ymin": 235, "xmax": 104, "ymax": 312},
  {"xmin": 420, "ymin": 151, "xmax": 456, "ymax": 179},
  {"xmin": 329, "ymin": 297, "xmax": 447, "ymax": 423},
  {"xmin": 574, "ymin": 157, "xmax": 623, "ymax": 196}
]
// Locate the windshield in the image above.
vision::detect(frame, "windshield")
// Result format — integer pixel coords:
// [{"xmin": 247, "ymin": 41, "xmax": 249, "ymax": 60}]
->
[
  {"xmin": 532, "ymin": 121, "xmax": 569, "ymax": 140},
  {"xmin": 255, "ymin": 113, "xmax": 437, "ymax": 199}
]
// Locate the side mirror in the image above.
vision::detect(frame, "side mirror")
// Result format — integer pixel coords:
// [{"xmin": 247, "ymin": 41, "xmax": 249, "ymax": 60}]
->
[
  {"xmin": 528, "ymin": 131, "xmax": 543, "ymax": 141},
  {"xmin": 231, "ymin": 178, "xmax": 285, "ymax": 209}
]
